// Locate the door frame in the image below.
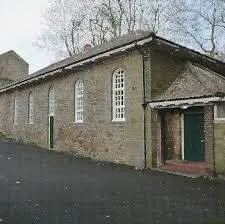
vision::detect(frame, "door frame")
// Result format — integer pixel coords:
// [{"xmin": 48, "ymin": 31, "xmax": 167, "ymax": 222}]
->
[{"xmin": 181, "ymin": 113, "xmax": 185, "ymax": 160}]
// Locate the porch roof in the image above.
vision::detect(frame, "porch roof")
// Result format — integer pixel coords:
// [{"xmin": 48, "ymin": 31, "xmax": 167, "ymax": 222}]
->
[{"xmin": 149, "ymin": 63, "xmax": 225, "ymax": 108}]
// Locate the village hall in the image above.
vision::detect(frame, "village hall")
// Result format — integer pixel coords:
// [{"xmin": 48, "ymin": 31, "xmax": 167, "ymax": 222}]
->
[{"xmin": 0, "ymin": 31, "xmax": 225, "ymax": 176}]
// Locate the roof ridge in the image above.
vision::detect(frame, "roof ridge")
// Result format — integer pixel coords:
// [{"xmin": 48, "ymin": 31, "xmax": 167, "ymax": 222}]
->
[{"xmin": 29, "ymin": 30, "xmax": 151, "ymax": 77}]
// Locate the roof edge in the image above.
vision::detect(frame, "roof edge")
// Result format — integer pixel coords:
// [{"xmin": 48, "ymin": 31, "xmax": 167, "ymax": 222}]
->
[
  {"xmin": 0, "ymin": 36, "xmax": 153, "ymax": 93},
  {"xmin": 148, "ymin": 96, "xmax": 225, "ymax": 109},
  {"xmin": 1, "ymin": 32, "xmax": 225, "ymax": 93}
]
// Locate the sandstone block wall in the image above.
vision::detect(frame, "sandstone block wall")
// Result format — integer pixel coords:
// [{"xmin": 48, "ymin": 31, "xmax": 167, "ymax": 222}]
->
[
  {"xmin": 214, "ymin": 121, "xmax": 225, "ymax": 173},
  {"xmin": 0, "ymin": 50, "xmax": 29, "ymax": 83},
  {"xmin": 0, "ymin": 51, "xmax": 145, "ymax": 167}
]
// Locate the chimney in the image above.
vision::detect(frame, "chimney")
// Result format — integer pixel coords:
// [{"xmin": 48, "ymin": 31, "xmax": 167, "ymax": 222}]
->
[{"xmin": 84, "ymin": 44, "xmax": 92, "ymax": 55}]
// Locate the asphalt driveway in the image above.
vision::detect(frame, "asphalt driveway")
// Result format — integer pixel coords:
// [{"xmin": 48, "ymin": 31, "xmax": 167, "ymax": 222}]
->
[{"xmin": 0, "ymin": 142, "xmax": 224, "ymax": 224}]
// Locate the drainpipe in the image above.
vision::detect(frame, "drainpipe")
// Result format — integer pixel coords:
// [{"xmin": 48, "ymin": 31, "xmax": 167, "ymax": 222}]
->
[
  {"xmin": 136, "ymin": 44, "xmax": 148, "ymax": 169},
  {"xmin": 213, "ymin": 132, "xmax": 216, "ymax": 178},
  {"xmin": 142, "ymin": 102, "xmax": 147, "ymax": 169}
]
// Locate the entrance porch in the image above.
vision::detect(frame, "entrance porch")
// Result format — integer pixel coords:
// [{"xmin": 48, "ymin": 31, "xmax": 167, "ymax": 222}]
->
[{"xmin": 153, "ymin": 106, "xmax": 214, "ymax": 175}]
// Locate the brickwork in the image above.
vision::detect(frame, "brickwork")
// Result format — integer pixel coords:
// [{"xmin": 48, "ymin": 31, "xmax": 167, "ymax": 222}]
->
[
  {"xmin": 150, "ymin": 49, "xmax": 186, "ymax": 168},
  {"xmin": 0, "ymin": 41, "xmax": 223, "ymax": 173},
  {"xmin": 150, "ymin": 108, "xmax": 159, "ymax": 167},
  {"xmin": 0, "ymin": 51, "xmax": 145, "ymax": 167},
  {"xmin": 161, "ymin": 110, "xmax": 181, "ymax": 160},
  {"xmin": 214, "ymin": 117, "xmax": 225, "ymax": 174},
  {"xmin": 154, "ymin": 106, "xmax": 215, "ymax": 173},
  {"xmin": 204, "ymin": 106, "xmax": 214, "ymax": 171}
]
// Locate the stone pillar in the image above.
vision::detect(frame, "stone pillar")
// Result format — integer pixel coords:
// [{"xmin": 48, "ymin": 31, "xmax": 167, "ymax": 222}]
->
[{"xmin": 204, "ymin": 105, "xmax": 214, "ymax": 171}]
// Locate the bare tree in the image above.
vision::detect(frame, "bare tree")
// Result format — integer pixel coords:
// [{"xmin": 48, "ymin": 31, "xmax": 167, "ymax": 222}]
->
[
  {"xmin": 36, "ymin": 0, "xmax": 89, "ymax": 58},
  {"xmin": 36, "ymin": 0, "xmax": 187, "ymax": 58},
  {"xmin": 174, "ymin": 0, "xmax": 225, "ymax": 58}
]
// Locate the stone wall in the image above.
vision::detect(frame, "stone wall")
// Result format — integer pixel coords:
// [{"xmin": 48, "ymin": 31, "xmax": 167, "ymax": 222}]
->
[
  {"xmin": 0, "ymin": 50, "xmax": 29, "ymax": 83},
  {"xmin": 214, "ymin": 121, "xmax": 225, "ymax": 174},
  {"xmin": 150, "ymin": 49, "xmax": 186, "ymax": 166},
  {"xmin": 0, "ymin": 51, "xmax": 145, "ymax": 167},
  {"xmin": 161, "ymin": 110, "xmax": 181, "ymax": 161},
  {"xmin": 204, "ymin": 106, "xmax": 214, "ymax": 171},
  {"xmin": 151, "ymin": 49, "xmax": 185, "ymax": 98}
]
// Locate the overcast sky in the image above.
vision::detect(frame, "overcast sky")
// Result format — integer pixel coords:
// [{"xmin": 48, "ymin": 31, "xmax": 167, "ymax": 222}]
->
[{"xmin": 0, "ymin": 0, "xmax": 51, "ymax": 74}]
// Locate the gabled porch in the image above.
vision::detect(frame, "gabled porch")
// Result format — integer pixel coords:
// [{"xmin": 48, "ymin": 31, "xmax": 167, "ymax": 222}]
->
[
  {"xmin": 154, "ymin": 106, "xmax": 212, "ymax": 176},
  {"xmin": 148, "ymin": 62, "xmax": 225, "ymax": 176}
]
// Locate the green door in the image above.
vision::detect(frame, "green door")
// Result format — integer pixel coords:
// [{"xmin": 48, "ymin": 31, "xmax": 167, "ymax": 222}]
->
[
  {"xmin": 49, "ymin": 116, "xmax": 55, "ymax": 149},
  {"xmin": 184, "ymin": 112, "xmax": 205, "ymax": 161}
]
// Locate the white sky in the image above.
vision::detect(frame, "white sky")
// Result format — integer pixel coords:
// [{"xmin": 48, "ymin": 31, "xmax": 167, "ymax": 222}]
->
[{"xmin": 0, "ymin": 0, "xmax": 51, "ymax": 74}]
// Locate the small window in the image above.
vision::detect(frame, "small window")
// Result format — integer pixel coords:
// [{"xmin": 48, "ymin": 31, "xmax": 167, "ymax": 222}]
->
[
  {"xmin": 28, "ymin": 92, "xmax": 34, "ymax": 124},
  {"xmin": 14, "ymin": 96, "xmax": 18, "ymax": 125},
  {"xmin": 75, "ymin": 80, "xmax": 84, "ymax": 123},
  {"xmin": 215, "ymin": 102, "xmax": 225, "ymax": 120},
  {"xmin": 112, "ymin": 69, "xmax": 125, "ymax": 121}
]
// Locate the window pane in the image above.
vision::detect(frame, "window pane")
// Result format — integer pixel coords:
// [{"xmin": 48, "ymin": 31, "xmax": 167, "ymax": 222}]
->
[
  {"xmin": 29, "ymin": 94, "xmax": 34, "ymax": 124},
  {"xmin": 75, "ymin": 81, "xmax": 84, "ymax": 123},
  {"xmin": 112, "ymin": 69, "xmax": 125, "ymax": 121},
  {"xmin": 49, "ymin": 87, "xmax": 54, "ymax": 116},
  {"xmin": 217, "ymin": 102, "xmax": 225, "ymax": 118}
]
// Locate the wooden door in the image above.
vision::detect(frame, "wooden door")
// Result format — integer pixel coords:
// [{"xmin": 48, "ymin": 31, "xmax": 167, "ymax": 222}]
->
[{"xmin": 184, "ymin": 112, "xmax": 205, "ymax": 161}]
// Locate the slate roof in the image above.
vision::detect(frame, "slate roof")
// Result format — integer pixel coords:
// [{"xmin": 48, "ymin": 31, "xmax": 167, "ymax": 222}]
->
[
  {"xmin": 1, "ymin": 30, "xmax": 225, "ymax": 93},
  {"xmin": 31, "ymin": 30, "xmax": 150, "ymax": 77},
  {"xmin": 29, "ymin": 30, "xmax": 225, "ymax": 79},
  {"xmin": 152, "ymin": 62, "xmax": 225, "ymax": 102}
]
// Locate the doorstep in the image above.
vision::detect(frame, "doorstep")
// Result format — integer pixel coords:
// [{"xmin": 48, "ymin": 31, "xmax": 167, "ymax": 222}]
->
[{"xmin": 153, "ymin": 160, "xmax": 210, "ymax": 178}]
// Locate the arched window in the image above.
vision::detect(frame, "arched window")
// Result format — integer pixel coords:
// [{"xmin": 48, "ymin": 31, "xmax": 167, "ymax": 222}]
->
[
  {"xmin": 28, "ymin": 92, "xmax": 34, "ymax": 124},
  {"xmin": 112, "ymin": 69, "xmax": 125, "ymax": 121},
  {"xmin": 14, "ymin": 96, "xmax": 18, "ymax": 125},
  {"xmin": 75, "ymin": 80, "xmax": 84, "ymax": 123},
  {"xmin": 48, "ymin": 87, "xmax": 55, "ymax": 116}
]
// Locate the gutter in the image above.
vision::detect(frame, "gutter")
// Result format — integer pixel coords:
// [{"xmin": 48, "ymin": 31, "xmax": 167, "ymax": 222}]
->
[{"xmin": 148, "ymin": 96, "xmax": 225, "ymax": 108}]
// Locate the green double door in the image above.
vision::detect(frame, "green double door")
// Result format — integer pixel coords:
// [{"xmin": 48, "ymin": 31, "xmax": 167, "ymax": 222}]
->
[{"xmin": 184, "ymin": 110, "xmax": 205, "ymax": 161}]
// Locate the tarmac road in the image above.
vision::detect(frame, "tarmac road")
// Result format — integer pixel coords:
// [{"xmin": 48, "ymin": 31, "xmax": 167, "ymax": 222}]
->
[{"xmin": 0, "ymin": 142, "xmax": 224, "ymax": 223}]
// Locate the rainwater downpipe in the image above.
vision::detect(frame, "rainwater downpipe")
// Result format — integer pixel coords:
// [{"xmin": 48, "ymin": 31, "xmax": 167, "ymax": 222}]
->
[
  {"xmin": 136, "ymin": 43, "xmax": 147, "ymax": 169},
  {"xmin": 213, "ymin": 131, "xmax": 216, "ymax": 178}
]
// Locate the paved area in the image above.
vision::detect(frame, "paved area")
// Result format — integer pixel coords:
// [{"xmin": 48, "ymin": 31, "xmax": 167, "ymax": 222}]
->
[{"xmin": 0, "ymin": 142, "xmax": 224, "ymax": 224}]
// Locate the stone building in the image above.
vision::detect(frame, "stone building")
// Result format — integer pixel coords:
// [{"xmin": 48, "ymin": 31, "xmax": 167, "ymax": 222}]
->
[
  {"xmin": 1, "ymin": 31, "xmax": 225, "ymax": 175},
  {"xmin": 0, "ymin": 50, "xmax": 29, "ymax": 88}
]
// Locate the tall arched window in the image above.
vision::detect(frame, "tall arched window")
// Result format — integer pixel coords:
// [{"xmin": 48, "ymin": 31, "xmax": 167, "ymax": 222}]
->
[
  {"xmin": 112, "ymin": 69, "xmax": 125, "ymax": 121},
  {"xmin": 28, "ymin": 92, "xmax": 34, "ymax": 124},
  {"xmin": 48, "ymin": 87, "xmax": 55, "ymax": 116},
  {"xmin": 14, "ymin": 96, "xmax": 18, "ymax": 125},
  {"xmin": 75, "ymin": 80, "xmax": 84, "ymax": 123}
]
